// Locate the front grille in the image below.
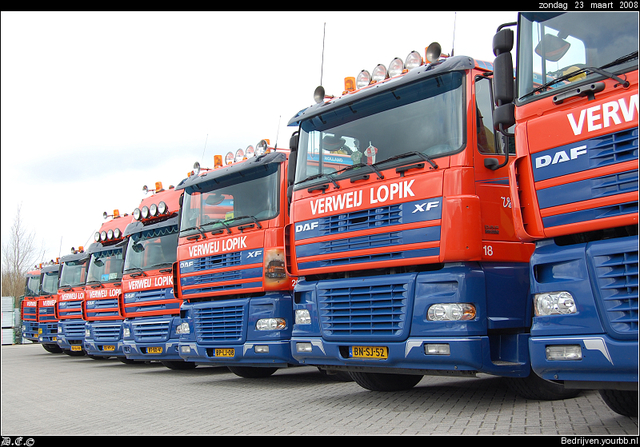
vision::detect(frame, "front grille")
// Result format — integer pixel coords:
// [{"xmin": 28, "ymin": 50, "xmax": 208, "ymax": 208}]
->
[
  {"xmin": 592, "ymin": 247, "xmax": 639, "ymax": 338},
  {"xmin": 192, "ymin": 252, "xmax": 242, "ymax": 271},
  {"xmin": 320, "ymin": 204, "xmax": 402, "ymax": 235},
  {"xmin": 193, "ymin": 302, "xmax": 245, "ymax": 344},
  {"xmin": 92, "ymin": 323, "xmax": 121, "ymax": 341},
  {"xmin": 589, "ymin": 127, "xmax": 638, "ymax": 168},
  {"xmin": 132, "ymin": 320, "xmax": 171, "ymax": 342},
  {"xmin": 63, "ymin": 320, "xmax": 86, "ymax": 338},
  {"xmin": 318, "ymin": 280, "xmax": 410, "ymax": 339}
]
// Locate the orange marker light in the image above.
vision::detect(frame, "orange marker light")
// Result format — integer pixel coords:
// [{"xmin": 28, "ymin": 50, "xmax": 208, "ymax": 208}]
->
[{"xmin": 344, "ymin": 77, "xmax": 356, "ymax": 92}]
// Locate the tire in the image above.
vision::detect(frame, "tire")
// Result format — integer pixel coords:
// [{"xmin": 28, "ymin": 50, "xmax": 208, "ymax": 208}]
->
[
  {"xmin": 119, "ymin": 357, "xmax": 143, "ymax": 364},
  {"xmin": 350, "ymin": 372, "xmax": 423, "ymax": 391},
  {"xmin": 227, "ymin": 366, "xmax": 278, "ymax": 378},
  {"xmin": 505, "ymin": 370, "xmax": 581, "ymax": 401},
  {"xmin": 42, "ymin": 344, "xmax": 63, "ymax": 354},
  {"xmin": 599, "ymin": 389, "xmax": 638, "ymax": 417},
  {"xmin": 317, "ymin": 367, "xmax": 354, "ymax": 382},
  {"xmin": 161, "ymin": 360, "xmax": 197, "ymax": 370}
]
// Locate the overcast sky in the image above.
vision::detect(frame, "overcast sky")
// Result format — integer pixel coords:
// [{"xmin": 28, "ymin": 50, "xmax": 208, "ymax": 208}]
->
[{"xmin": 1, "ymin": 10, "xmax": 517, "ymax": 267}]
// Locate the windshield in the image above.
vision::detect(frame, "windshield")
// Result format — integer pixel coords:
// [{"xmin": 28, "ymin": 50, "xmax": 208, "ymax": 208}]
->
[
  {"xmin": 517, "ymin": 12, "xmax": 638, "ymax": 102},
  {"xmin": 59, "ymin": 259, "xmax": 88, "ymax": 288},
  {"xmin": 180, "ymin": 164, "xmax": 280, "ymax": 237},
  {"xmin": 41, "ymin": 271, "xmax": 59, "ymax": 295},
  {"xmin": 295, "ymin": 71, "xmax": 465, "ymax": 184},
  {"xmin": 86, "ymin": 248, "xmax": 124, "ymax": 283},
  {"xmin": 25, "ymin": 275, "xmax": 40, "ymax": 297},
  {"xmin": 124, "ymin": 226, "xmax": 178, "ymax": 272}
]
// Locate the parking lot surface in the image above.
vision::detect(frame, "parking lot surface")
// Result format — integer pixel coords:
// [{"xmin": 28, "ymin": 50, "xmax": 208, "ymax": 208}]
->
[{"xmin": 1, "ymin": 344, "xmax": 637, "ymax": 436}]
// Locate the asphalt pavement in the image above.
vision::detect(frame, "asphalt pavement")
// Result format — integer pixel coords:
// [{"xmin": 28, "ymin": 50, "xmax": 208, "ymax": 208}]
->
[{"xmin": 1, "ymin": 343, "xmax": 637, "ymax": 437}]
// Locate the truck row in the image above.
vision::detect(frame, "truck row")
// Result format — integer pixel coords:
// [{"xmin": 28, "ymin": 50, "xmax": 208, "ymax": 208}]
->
[{"xmin": 17, "ymin": 12, "xmax": 638, "ymax": 418}]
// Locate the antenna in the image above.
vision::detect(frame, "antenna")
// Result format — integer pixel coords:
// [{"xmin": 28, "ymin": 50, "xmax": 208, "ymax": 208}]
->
[
  {"xmin": 314, "ymin": 22, "xmax": 327, "ymax": 104},
  {"xmin": 451, "ymin": 12, "xmax": 457, "ymax": 57},
  {"xmin": 274, "ymin": 115, "xmax": 282, "ymax": 150},
  {"xmin": 320, "ymin": 22, "xmax": 326, "ymax": 86},
  {"xmin": 201, "ymin": 134, "xmax": 208, "ymax": 161}
]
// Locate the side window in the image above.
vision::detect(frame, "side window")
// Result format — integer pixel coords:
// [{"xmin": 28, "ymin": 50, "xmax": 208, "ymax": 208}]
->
[{"xmin": 475, "ymin": 76, "xmax": 514, "ymax": 155}]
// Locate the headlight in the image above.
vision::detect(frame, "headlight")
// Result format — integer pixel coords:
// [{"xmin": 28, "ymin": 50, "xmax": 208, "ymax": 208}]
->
[
  {"xmin": 176, "ymin": 322, "xmax": 190, "ymax": 335},
  {"xmin": 295, "ymin": 309, "xmax": 311, "ymax": 325},
  {"xmin": 123, "ymin": 327, "xmax": 130, "ymax": 338},
  {"xmin": 256, "ymin": 318, "xmax": 286, "ymax": 331},
  {"xmin": 94, "ymin": 232, "xmax": 101, "ymax": 242},
  {"xmin": 133, "ymin": 208, "xmax": 141, "ymax": 220},
  {"xmin": 371, "ymin": 64, "xmax": 388, "ymax": 83},
  {"xmin": 100, "ymin": 231, "xmax": 107, "ymax": 241},
  {"xmin": 405, "ymin": 50, "xmax": 423, "ymax": 70},
  {"xmin": 150, "ymin": 203, "xmax": 158, "ymax": 216},
  {"xmin": 255, "ymin": 140, "xmax": 269, "ymax": 157},
  {"xmin": 107, "ymin": 229, "xmax": 114, "ymax": 240},
  {"xmin": 158, "ymin": 201, "xmax": 167, "ymax": 215},
  {"xmin": 356, "ymin": 69, "xmax": 371, "ymax": 89},
  {"xmin": 388, "ymin": 57, "xmax": 404, "ymax": 77},
  {"xmin": 141, "ymin": 206, "xmax": 149, "ymax": 219},
  {"xmin": 113, "ymin": 228, "xmax": 121, "ymax": 239},
  {"xmin": 427, "ymin": 303, "xmax": 476, "ymax": 321},
  {"xmin": 534, "ymin": 291, "xmax": 576, "ymax": 316},
  {"xmin": 546, "ymin": 345, "xmax": 582, "ymax": 361}
]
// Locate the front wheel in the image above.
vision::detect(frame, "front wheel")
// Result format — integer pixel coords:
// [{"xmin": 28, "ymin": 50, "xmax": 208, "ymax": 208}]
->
[
  {"xmin": 228, "ymin": 366, "xmax": 278, "ymax": 378},
  {"xmin": 161, "ymin": 360, "xmax": 197, "ymax": 370},
  {"xmin": 350, "ymin": 371, "xmax": 423, "ymax": 391},
  {"xmin": 599, "ymin": 389, "xmax": 638, "ymax": 417},
  {"xmin": 504, "ymin": 370, "xmax": 581, "ymax": 401},
  {"xmin": 42, "ymin": 344, "xmax": 63, "ymax": 354}
]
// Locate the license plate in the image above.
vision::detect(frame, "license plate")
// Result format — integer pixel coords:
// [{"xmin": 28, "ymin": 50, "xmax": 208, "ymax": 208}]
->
[
  {"xmin": 350, "ymin": 346, "xmax": 388, "ymax": 359},
  {"xmin": 102, "ymin": 345, "xmax": 115, "ymax": 351},
  {"xmin": 147, "ymin": 346, "xmax": 163, "ymax": 354},
  {"xmin": 214, "ymin": 348, "xmax": 235, "ymax": 357},
  {"xmin": 71, "ymin": 345, "xmax": 82, "ymax": 351}
]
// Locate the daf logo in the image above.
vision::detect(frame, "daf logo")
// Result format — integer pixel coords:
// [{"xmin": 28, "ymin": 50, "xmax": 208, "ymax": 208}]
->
[
  {"xmin": 296, "ymin": 221, "xmax": 319, "ymax": 232},
  {"xmin": 179, "ymin": 260, "xmax": 193, "ymax": 268},
  {"xmin": 535, "ymin": 145, "xmax": 587, "ymax": 169}
]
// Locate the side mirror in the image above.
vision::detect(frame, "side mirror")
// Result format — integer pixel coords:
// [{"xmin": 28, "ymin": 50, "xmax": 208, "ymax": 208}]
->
[
  {"xmin": 287, "ymin": 131, "xmax": 299, "ymax": 205},
  {"xmin": 493, "ymin": 52, "xmax": 514, "ymax": 105},
  {"xmin": 493, "ymin": 28, "xmax": 514, "ymax": 56}
]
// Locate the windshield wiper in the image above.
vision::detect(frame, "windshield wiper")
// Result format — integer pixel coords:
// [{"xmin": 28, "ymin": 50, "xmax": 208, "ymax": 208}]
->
[
  {"xmin": 334, "ymin": 162, "xmax": 385, "ymax": 180},
  {"xmin": 601, "ymin": 51, "xmax": 638, "ymax": 71},
  {"xmin": 375, "ymin": 151, "xmax": 438, "ymax": 170},
  {"xmin": 225, "ymin": 215, "xmax": 263, "ymax": 230},
  {"xmin": 204, "ymin": 219, "xmax": 232, "ymax": 235},
  {"xmin": 296, "ymin": 172, "xmax": 340, "ymax": 190},
  {"xmin": 521, "ymin": 57, "xmax": 634, "ymax": 100}
]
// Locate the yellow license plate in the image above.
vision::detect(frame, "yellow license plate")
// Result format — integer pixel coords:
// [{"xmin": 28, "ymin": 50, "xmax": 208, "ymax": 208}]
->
[
  {"xmin": 52, "ymin": 336, "xmax": 57, "ymax": 341},
  {"xmin": 350, "ymin": 346, "xmax": 388, "ymax": 359},
  {"xmin": 215, "ymin": 348, "xmax": 235, "ymax": 357},
  {"xmin": 147, "ymin": 346, "xmax": 163, "ymax": 354},
  {"xmin": 71, "ymin": 345, "xmax": 82, "ymax": 351},
  {"xmin": 102, "ymin": 345, "xmax": 115, "ymax": 351}
]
